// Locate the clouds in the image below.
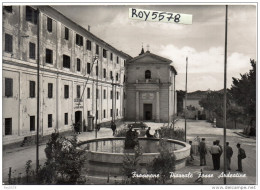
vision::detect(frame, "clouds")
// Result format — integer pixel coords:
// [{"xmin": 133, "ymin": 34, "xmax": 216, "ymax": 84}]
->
[
  {"xmin": 158, "ymin": 44, "xmax": 252, "ymax": 91},
  {"xmin": 53, "ymin": 4, "xmax": 256, "ymax": 92}
]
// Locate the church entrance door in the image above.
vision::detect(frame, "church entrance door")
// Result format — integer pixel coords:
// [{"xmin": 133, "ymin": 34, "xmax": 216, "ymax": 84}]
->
[{"xmin": 143, "ymin": 104, "xmax": 152, "ymax": 121}]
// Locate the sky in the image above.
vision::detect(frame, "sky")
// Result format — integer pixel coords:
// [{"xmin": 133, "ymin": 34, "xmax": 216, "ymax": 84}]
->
[{"xmin": 54, "ymin": 4, "xmax": 256, "ymax": 92}]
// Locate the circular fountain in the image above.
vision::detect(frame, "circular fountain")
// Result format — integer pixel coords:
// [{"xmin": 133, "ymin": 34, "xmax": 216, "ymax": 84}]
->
[{"xmin": 79, "ymin": 137, "xmax": 191, "ymax": 175}]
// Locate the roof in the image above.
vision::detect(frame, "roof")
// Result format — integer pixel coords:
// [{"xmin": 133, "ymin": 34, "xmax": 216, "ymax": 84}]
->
[
  {"xmin": 128, "ymin": 51, "xmax": 172, "ymax": 64},
  {"xmin": 37, "ymin": 6, "xmax": 132, "ymax": 59}
]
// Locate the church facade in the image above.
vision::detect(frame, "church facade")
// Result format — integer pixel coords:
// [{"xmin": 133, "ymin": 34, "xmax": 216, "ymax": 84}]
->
[{"xmin": 125, "ymin": 49, "xmax": 177, "ymax": 122}]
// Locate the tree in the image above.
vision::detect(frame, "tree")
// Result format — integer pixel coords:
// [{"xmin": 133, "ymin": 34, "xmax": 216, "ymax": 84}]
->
[
  {"xmin": 152, "ymin": 139, "xmax": 176, "ymax": 184},
  {"xmin": 122, "ymin": 146, "xmax": 143, "ymax": 184},
  {"xmin": 229, "ymin": 59, "xmax": 256, "ymax": 135},
  {"xmin": 38, "ymin": 133, "xmax": 87, "ymax": 184},
  {"xmin": 199, "ymin": 91, "xmax": 226, "ymax": 122}
]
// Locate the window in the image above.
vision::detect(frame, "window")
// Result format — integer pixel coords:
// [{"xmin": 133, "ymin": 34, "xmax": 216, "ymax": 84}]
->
[
  {"xmin": 29, "ymin": 81, "xmax": 35, "ymax": 98},
  {"xmin": 29, "ymin": 42, "xmax": 36, "ymax": 59},
  {"xmin": 110, "ymin": 90, "xmax": 113, "ymax": 99},
  {"xmin": 77, "ymin": 85, "xmax": 80, "ymax": 98},
  {"xmin": 46, "ymin": 49, "xmax": 53, "ymax": 64},
  {"xmin": 103, "ymin": 110, "xmax": 106, "ymax": 118},
  {"xmin": 96, "ymin": 44, "xmax": 99, "ymax": 55},
  {"xmin": 110, "ymin": 53, "xmax": 113, "ymax": 61},
  {"xmin": 87, "ymin": 111, "xmax": 90, "ymax": 116},
  {"xmin": 5, "ymin": 118, "xmax": 12, "ymax": 135},
  {"xmin": 110, "ymin": 71, "xmax": 113, "ymax": 80},
  {"xmin": 103, "ymin": 49, "xmax": 107, "ymax": 58},
  {"xmin": 87, "ymin": 88, "xmax": 90, "ymax": 99},
  {"xmin": 64, "ymin": 113, "xmax": 68, "ymax": 125},
  {"xmin": 145, "ymin": 70, "xmax": 151, "ymax": 79},
  {"xmin": 76, "ymin": 34, "xmax": 83, "ymax": 46},
  {"xmin": 47, "ymin": 17, "xmax": 52, "ymax": 32},
  {"xmin": 86, "ymin": 40, "xmax": 91, "ymax": 51},
  {"xmin": 5, "ymin": 78, "xmax": 13, "ymax": 97},
  {"xmin": 48, "ymin": 114, "xmax": 52, "ymax": 128},
  {"xmin": 116, "ymin": 56, "xmax": 119, "ymax": 64},
  {"xmin": 96, "ymin": 111, "xmax": 98, "ymax": 119},
  {"xmin": 124, "ymin": 92, "xmax": 126, "ymax": 99},
  {"xmin": 26, "ymin": 6, "xmax": 37, "ymax": 24},
  {"xmin": 124, "ymin": 75, "xmax": 126, "ymax": 83},
  {"xmin": 96, "ymin": 66, "xmax": 98, "ymax": 76},
  {"xmin": 110, "ymin": 109, "xmax": 113, "ymax": 117},
  {"xmin": 4, "ymin": 6, "xmax": 12, "ymax": 13},
  {"xmin": 96, "ymin": 89, "xmax": 99, "ymax": 99},
  {"xmin": 87, "ymin": 63, "xmax": 91, "ymax": 74},
  {"xmin": 116, "ymin": 73, "xmax": 119, "ymax": 81},
  {"xmin": 48, "ymin": 83, "xmax": 53, "ymax": 98},
  {"xmin": 64, "ymin": 85, "xmax": 69, "ymax": 98},
  {"xmin": 30, "ymin": 116, "xmax": 35, "ymax": 131},
  {"xmin": 116, "ymin": 109, "xmax": 119, "ymax": 116},
  {"xmin": 63, "ymin": 55, "xmax": 70, "ymax": 68},
  {"xmin": 64, "ymin": 27, "xmax": 69, "ymax": 40},
  {"xmin": 103, "ymin": 69, "xmax": 106, "ymax": 78},
  {"xmin": 77, "ymin": 58, "xmax": 81, "ymax": 72},
  {"xmin": 5, "ymin": 33, "xmax": 12, "ymax": 53},
  {"xmin": 103, "ymin": 89, "xmax": 106, "ymax": 99},
  {"xmin": 124, "ymin": 60, "xmax": 126, "ymax": 67},
  {"xmin": 116, "ymin": 91, "xmax": 119, "ymax": 100}
]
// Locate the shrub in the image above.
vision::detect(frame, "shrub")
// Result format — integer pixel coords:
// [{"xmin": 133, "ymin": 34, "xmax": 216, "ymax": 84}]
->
[
  {"xmin": 159, "ymin": 125, "xmax": 185, "ymax": 141},
  {"xmin": 37, "ymin": 133, "xmax": 87, "ymax": 184},
  {"xmin": 152, "ymin": 139, "xmax": 176, "ymax": 184}
]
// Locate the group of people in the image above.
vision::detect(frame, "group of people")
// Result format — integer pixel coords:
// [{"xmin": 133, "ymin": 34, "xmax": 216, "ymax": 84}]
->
[
  {"xmin": 189, "ymin": 138, "xmax": 246, "ymax": 172},
  {"xmin": 145, "ymin": 127, "xmax": 160, "ymax": 138}
]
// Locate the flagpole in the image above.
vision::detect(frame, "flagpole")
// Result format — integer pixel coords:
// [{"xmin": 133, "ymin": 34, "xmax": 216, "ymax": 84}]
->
[
  {"xmin": 223, "ymin": 5, "xmax": 228, "ymax": 185},
  {"xmin": 184, "ymin": 57, "xmax": 188, "ymax": 142}
]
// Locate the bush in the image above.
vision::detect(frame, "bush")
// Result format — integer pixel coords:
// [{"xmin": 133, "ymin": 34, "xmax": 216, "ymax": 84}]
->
[
  {"xmin": 37, "ymin": 133, "xmax": 87, "ymax": 184},
  {"xmin": 159, "ymin": 125, "xmax": 185, "ymax": 141},
  {"xmin": 152, "ymin": 139, "xmax": 176, "ymax": 184},
  {"xmin": 115, "ymin": 128, "xmax": 128, "ymax": 137}
]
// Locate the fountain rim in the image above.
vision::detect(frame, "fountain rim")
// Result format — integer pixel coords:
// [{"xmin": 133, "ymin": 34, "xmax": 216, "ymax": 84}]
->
[{"xmin": 78, "ymin": 137, "xmax": 191, "ymax": 155}]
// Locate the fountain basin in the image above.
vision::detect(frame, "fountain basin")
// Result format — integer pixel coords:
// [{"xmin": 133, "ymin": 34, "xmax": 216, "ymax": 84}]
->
[{"xmin": 79, "ymin": 137, "xmax": 190, "ymax": 175}]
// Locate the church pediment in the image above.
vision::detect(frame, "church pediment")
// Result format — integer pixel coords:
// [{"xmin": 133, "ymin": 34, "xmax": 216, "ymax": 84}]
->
[{"xmin": 128, "ymin": 52, "xmax": 172, "ymax": 64}]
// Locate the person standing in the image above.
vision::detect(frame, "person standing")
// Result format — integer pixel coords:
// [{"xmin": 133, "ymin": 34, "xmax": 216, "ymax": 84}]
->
[
  {"xmin": 236, "ymin": 143, "xmax": 246, "ymax": 172},
  {"xmin": 215, "ymin": 140, "xmax": 223, "ymax": 170},
  {"xmin": 210, "ymin": 141, "xmax": 221, "ymax": 170},
  {"xmin": 189, "ymin": 141, "xmax": 194, "ymax": 161},
  {"xmin": 111, "ymin": 121, "xmax": 116, "ymax": 136},
  {"xmin": 226, "ymin": 142, "xmax": 233, "ymax": 170},
  {"xmin": 198, "ymin": 138, "xmax": 207, "ymax": 166}
]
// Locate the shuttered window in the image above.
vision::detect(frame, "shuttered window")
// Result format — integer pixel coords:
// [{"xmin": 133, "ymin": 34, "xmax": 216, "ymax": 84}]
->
[
  {"xmin": 5, "ymin": 78, "xmax": 13, "ymax": 97},
  {"xmin": 29, "ymin": 81, "xmax": 35, "ymax": 98},
  {"xmin": 5, "ymin": 33, "xmax": 12, "ymax": 53}
]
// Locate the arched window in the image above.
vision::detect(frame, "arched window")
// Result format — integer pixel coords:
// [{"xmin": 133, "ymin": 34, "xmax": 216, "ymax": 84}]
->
[{"xmin": 145, "ymin": 70, "xmax": 151, "ymax": 79}]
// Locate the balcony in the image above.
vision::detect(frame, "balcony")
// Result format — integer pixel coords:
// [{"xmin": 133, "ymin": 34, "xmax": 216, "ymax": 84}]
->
[{"xmin": 135, "ymin": 78, "xmax": 160, "ymax": 84}]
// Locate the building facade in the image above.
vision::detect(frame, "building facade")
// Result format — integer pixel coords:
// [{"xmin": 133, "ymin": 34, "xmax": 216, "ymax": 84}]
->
[
  {"xmin": 125, "ymin": 49, "xmax": 177, "ymax": 122},
  {"xmin": 2, "ymin": 5, "xmax": 130, "ymax": 145}
]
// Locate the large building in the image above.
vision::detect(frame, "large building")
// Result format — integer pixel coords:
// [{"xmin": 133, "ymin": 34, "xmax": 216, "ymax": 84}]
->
[
  {"xmin": 2, "ymin": 5, "xmax": 131, "ymax": 145},
  {"xmin": 125, "ymin": 48, "xmax": 177, "ymax": 122}
]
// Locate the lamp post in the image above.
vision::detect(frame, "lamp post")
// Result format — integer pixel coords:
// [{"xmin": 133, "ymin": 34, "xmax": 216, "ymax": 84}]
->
[
  {"xmin": 36, "ymin": 8, "xmax": 40, "ymax": 176},
  {"xmin": 95, "ymin": 58, "xmax": 99, "ymax": 138}
]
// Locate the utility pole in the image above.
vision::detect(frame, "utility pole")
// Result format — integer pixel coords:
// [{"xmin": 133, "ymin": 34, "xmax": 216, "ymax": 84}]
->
[
  {"xmin": 111, "ymin": 77, "xmax": 115, "ymax": 123},
  {"xmin": 95, "ymin": 60, "xmax": 99, "ymax": 139},
  {"xmin": 36, "ymin": 8, "xmax": 40, "ymax": 176},
  {"xmin": 223, "ymin": 5, "xmax": 228, "ymax": 185},
  {"xmin": 184, "ymin": 57, "xmax": 188, "ymax": 142}
]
